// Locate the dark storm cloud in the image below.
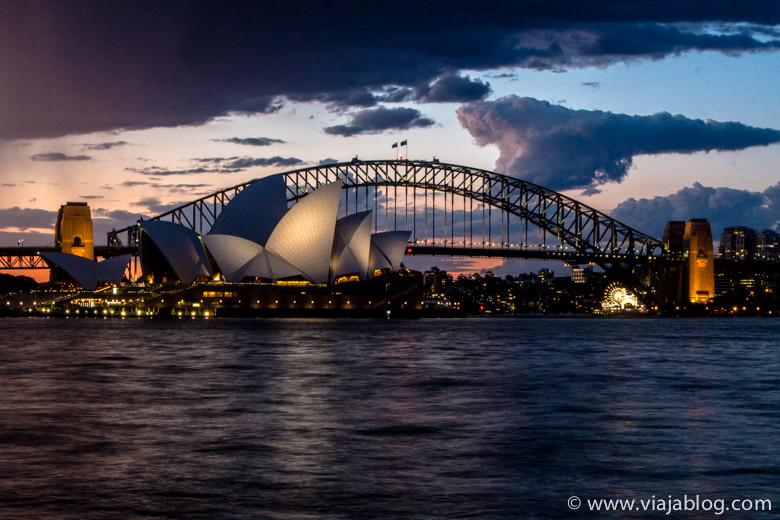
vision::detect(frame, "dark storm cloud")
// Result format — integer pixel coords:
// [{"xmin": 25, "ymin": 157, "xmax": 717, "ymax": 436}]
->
[
  {"xmin": 83, "ymin": 141, "xmax": 129, "ymax": 151},
  {"xmin": 126, "ymin": 166, "xmax": 226, "ymax": 177},
  {"xmin": 417, "ymin": 73, "xmax": 491, "ymax": 103},
  {"xmin": 31, "ymin": 152, "xmax": 92, "ymax": 162},
  {"xmin": 319, "ymin": 158, "xmax": 339, "ymax": 166},
  {"xmin": 120, "ymin": 179, "xmax": 209, "ymax": 192},
  {"xmin": 0, "ymin": 207, "xmax": 57, "ymax": 231},
  {"xmin": 295, "ymin": 74, "xmax": 490, "ymax": 107},
  {"xmin": 290, "ymin": 89, "xmax": 380, "ymax": 110},
  {"xmin": 3, "ymin": 1, "xmax": 780, "ymax": 140},
  {"xmin": 611, "ymin": 182, "xmax": 780, "ymax": 238},
  {"xmin": 133, "ymin": 156, "xmax": 303, "ymax": 173},
  {"xmin": 378, "ymin": 86, "xmax": 416, "ymax": 104},
  {"xmin": 324, "ymin": 107, "xmax": 435, "ymax": 137},
  {"xmin": 224, "ymin": 156, "xmax": 303, "ymax": 168},
  {"xmin": 534, "ymin": 22, "xmax": 780, "ymax": 70},
  {"xmin": 155, "ymin": 183, "xmax": 210, "ymax": 190},
  {"xmin": 457, "ymin": 96, "xmax": 780, "ymax": 192},
  {"xmin": 132, "ymin": 197, "xmax": 161, "ymax": 208},
  {"xmin": 194, "ymin": 157, "xmax": 234, "ymax": 164},
  {"xmin": 220, "ymin": 137, "xmax": 285, "ymax": 147}
]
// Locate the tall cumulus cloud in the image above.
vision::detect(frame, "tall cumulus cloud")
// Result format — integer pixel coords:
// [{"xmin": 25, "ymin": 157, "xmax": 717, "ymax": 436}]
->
[
  {"xmin": 457, "ymin": 96, "xmax": 780, "ymax": 192},
  {"xmin": 611, "ymin": 182, "xmax": 780, "ymax": 238}
]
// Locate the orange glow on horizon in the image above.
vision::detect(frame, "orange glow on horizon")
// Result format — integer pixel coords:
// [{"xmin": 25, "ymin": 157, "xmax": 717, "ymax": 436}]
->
[{"xmin": 0, "ymin": 268, "xmax": 50, "ymax": 283}]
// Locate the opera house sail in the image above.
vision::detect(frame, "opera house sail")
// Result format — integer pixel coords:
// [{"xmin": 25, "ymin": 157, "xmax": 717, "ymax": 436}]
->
[
  {"xmin": 208, "ymin": 174, "xmax": 289, "ymax": 245},
  {"xmin": 41, "ymin": 252, "xmax": 130, "ymax": 291},
  {"xmin": 331, "ymin": 211, "xmax": 373, "ymax": 283},
  {"xmin": 140, "ymin": 220, "xmax": 212, "ymax": 285},
  {"xmin": 263, "ymin": 180, "xmax": 342, "ymax": 284}
]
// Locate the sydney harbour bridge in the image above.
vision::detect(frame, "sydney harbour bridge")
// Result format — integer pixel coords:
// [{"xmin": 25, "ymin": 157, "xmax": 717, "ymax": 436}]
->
[{"xmin": 3, "ymin": 159, "xmax": 681, "ymax": 295}]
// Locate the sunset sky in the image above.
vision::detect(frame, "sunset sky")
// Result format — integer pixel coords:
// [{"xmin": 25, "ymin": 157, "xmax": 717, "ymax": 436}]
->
[{"xmin": 2, "ymin": 1, "xmax": 779, "ymax": 277}]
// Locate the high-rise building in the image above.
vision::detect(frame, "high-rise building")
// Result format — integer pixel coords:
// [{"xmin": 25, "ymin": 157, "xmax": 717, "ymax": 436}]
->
[
  {"xmin": 755, "ymin": 229, "xmax": 780, "ymax": 260},
  {"xmin": 571, "ymin": 265, "xmax": 593, "ymax": 283},
  {"xmin": 538, "ymin": 268, "xmax": 554, "ymax": 281},
  {"xmin": 659, "ymin": 221, "xmax": 687, "ymax": 304},
  {"xmin": 719, "ymin": 226, "xmax": 755, "ymax": 260},
  {"xmin": 423, "ymin": 266, "xmax": 451, "ymax": 293},
  {"xmin": 662, "ymin": 221, "xmax": 686, "ymax": 255}
]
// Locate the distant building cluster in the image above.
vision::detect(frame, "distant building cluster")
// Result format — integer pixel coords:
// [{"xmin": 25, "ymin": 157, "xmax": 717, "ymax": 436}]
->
[
  {"xmin": 719, "ymin": 227, "xmax": 780, "ymax": 261},
  {"xmin": 421, "ymin": 258, "xmax": 779, "ymax": 316},
  {"xmin": 420, "ymin": 219, "xmax": 779, "ymax": 316},
  {"xmin": 422, "ymin": 266, "xmax": 611, "ymax": 315}
]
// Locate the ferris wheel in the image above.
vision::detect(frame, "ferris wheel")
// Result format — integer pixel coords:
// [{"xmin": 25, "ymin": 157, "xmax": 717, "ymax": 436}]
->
[{"xmin": 602, "ymin": 283, "xmax": 639, "ymax": 311}]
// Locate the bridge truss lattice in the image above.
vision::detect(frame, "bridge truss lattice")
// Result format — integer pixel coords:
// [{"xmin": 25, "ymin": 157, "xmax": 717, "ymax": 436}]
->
[{"xmin": 109, "ymin": 160, "xmax": 670, "ymax": 290}]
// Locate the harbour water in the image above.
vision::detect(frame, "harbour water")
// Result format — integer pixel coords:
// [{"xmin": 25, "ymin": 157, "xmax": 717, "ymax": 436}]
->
[{"xmin": 1, "ymin": 317, "xmax": 778, "ymax": 519}]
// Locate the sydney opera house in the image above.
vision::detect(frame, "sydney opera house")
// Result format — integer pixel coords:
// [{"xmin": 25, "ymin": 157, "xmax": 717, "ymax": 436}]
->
[{"xmin": 40, "ymin": 175, "xmax": 421, "ymax": 317}]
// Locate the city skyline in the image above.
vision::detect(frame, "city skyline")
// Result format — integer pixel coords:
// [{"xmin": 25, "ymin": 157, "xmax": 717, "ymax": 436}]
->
[{"xmin": 2, "ymin": 1, "xmax": 780, "ymax": 277}]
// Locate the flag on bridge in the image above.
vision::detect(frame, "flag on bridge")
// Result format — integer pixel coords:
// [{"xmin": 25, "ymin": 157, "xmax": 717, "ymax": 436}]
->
[
  {"xmin": 391, "ymin": 142, "xmax": 398, "ymax": 148},
  {"xmin": 400, "ymin": 139, "xmax": 407, "ymax": 147}
]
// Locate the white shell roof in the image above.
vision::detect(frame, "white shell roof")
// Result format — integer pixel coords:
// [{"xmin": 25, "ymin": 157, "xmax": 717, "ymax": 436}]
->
[
  {"xmin": 140, "ymin": 221, "xmax": 211, "ymax": 284},
  {"xmin": 264, "ymin": 180, "xmax": 342, "ymax": 284},
  {"xmin": 235, "ymin": 249, "xmax": 303, "ymax": 281},
  {"xmin": 209, "ymin": 174, "xmax": 288, "ymax": 245},
  {"xmin": 265, "ymin": 250, "xmax": 303, "ymax": 280},
  {"xmin": 331, "ymin": 211, "xmax": 372, "ymax": 282},
  {"xmin": 234, "ymin": 250, "xmax": 273, "ymax": 280},
  {"xmin": 369, "ymin": 231, "xmax": 412, "ymax": 272},
  {"xmin": 203, "ymin": 234, "xmax": 264, "ymax": 283},
  {"xmin": 41, "ymin": 252, "xmax": 130, "ymax": 290}
]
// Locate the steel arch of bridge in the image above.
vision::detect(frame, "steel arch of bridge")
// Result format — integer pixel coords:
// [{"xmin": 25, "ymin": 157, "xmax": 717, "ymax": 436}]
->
[{"xmin": 110, "ymin": 159, "xmax": 666, "ymax": 269}]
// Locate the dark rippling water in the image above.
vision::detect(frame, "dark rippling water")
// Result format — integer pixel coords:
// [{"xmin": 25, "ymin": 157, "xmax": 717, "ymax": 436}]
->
[{"xmin": 1, "ymin": 317, "xmax": 778, "ymax": 519}]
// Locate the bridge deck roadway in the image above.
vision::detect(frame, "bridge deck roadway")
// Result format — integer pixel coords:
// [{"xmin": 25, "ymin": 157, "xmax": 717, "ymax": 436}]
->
[
  {"xmin": 404, "ymin": 246, "xmax": 676, "ymax": 265},
  {"xmin": 4, "ymin": 245, "xmax": 775, "ymax": 273},
  {"xmin": 0, "ymin": 246, "xmax": 136, "ymax": 269}
]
